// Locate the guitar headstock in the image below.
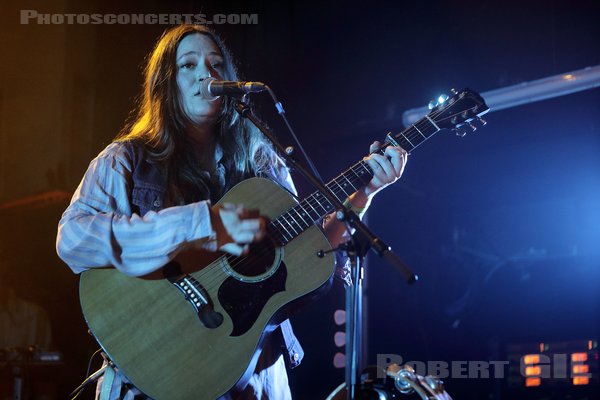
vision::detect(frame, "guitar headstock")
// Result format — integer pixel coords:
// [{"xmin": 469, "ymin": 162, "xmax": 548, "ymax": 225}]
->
[
  {"xmin": 385, "ymin": 88, "xmax": 488, "ymax": 153},
  {"xmin": 427, "ymin": 88, "xmax": 489, "ymax": 137}
]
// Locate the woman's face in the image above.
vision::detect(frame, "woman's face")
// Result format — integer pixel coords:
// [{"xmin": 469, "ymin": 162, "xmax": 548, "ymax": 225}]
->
[{"xmin": 176, "ymin": 33, "xmax": 225, "ymax": 126}]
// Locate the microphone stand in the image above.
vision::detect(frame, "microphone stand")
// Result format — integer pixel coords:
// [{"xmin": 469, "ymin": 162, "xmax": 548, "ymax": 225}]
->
[{"xmin": 232, "ymin": 97, "xmax": 417, "ymax": 400}]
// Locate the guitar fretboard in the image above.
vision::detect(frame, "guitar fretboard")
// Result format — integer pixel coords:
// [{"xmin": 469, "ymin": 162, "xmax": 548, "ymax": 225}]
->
[{"xmin": 267, "ymin": 116, "xmax": 440, "ymax": 245}]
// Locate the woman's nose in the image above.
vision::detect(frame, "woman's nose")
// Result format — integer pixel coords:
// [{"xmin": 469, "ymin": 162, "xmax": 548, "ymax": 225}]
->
[{"xmin": 197, "ymin": 66, "xmax": 213, "ymax": 82}]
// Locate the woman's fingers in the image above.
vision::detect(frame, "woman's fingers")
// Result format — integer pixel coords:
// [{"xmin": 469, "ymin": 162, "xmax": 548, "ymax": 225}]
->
[
  {"xmin": 385, "ymin": 146, "xmax": 408, "ymax": 177},
  {"xmin": 362, "ymin": 142, "xmax": 408, "ymax": 196},
  {"xmin": 215, "ymin": 203, "xmax": 266, "ymax": 255},
  {"xmin": 219, "ymin": 242, "xmax": 251, "ymax": 256}
]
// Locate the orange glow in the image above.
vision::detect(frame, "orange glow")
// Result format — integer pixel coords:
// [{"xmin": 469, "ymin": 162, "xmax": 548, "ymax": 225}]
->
[
  {"xmin": 563, "ymin": 74, "xmax": 575, "ymax": 81},
  {"xmin": 572, "ymin": 364, "xmax": 589, "ymax": 374},
  {"xmin": 539, "ymin": 343, "xmax": 545, "ymax": 352},
  {"xmin": 571, "ymin": 353, "xmax": 588, "ymax": 362},
  {"xmin": 588, "ymin": 340, "xmax": 595, "ymax": 350},
  {"xmin": 525, "ymin": 377, "xmax": 541, "ymax": 387},
  {"xmin": 524, "ymin": 354, "xmax": 540, "ymax": 364},
  {"xmin": 525, "ymin": 366, "xmax": 541, "ymax": 376},
  {"xmin": 573, "ymin": 377, "xmax": 589, "ymax": 385}
]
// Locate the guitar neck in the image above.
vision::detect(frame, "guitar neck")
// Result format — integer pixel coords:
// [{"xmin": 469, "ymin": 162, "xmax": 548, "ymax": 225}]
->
[{"xmin": 267, "ymin": 116, "xmax": 441, "ymax": 245}]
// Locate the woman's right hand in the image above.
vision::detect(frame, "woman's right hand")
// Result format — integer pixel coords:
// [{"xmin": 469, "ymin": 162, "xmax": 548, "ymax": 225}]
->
[{"xmin": 210, "ymin": 203, "xmax": 266, "ymax": 256}]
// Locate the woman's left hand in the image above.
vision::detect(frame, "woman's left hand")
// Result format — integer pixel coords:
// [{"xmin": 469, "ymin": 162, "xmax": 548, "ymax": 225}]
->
[
  {"xmin": 323, "ymin": 141, "xmax": 408, "ymax": 248},
  {"xmin": 362, "ymin": 141, "xmax": 408, "ymax": 198}
]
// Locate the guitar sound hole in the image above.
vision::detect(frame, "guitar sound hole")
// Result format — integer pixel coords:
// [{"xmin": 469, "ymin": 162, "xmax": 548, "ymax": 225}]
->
[{"xmin": 225, "ymin": 237, "xmax": 283, "ymax": 282}]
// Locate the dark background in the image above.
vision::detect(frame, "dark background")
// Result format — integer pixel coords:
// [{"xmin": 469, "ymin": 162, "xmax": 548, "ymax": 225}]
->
[{"xmin": 1, "ymin": 0, "xmax": 599, "ymax": 399}]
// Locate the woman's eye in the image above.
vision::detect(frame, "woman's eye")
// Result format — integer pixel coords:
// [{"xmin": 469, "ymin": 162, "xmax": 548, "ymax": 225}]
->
[
  {"xmin": 211, "ymin": 62, "xmax": 224, "ymax": 70},
  {"xmin": 179, "ymin": 62, "xmax": 196, "ymax": 70}
]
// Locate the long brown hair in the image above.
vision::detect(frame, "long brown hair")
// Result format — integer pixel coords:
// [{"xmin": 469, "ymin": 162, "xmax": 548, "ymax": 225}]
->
[{"xmin": 118, "ymin": 24, "xmax": 279, "ymax": 202}]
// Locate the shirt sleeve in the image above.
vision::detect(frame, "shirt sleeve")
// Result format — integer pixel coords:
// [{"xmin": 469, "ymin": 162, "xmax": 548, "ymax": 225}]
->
[{"xmin": 56, "ymin": 143, "xmax": 217, "ymax": 277}]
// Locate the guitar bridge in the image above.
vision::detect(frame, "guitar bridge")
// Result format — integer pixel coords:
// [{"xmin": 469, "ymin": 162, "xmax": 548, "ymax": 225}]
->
[{"xmin": 164, "ymin": 261, "xmax": 223, "ymax": 329}]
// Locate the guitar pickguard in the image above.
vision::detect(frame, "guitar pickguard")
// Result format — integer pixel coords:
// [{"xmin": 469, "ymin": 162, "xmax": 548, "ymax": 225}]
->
[{"xmin": 218, "ymin": 260, "xmax": 287, "ymax": 337}]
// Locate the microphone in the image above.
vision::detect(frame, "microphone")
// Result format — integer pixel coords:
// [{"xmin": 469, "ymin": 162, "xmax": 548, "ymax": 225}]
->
[{"xmin": 199, "ymin": 77, "xmax": 266, "ymax": 100}]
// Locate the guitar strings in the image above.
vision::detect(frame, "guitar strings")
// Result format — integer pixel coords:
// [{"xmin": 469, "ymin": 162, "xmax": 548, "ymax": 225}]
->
[{"xmin": 186, "ymin": 104, "xmax": 479, "ymax": 292}]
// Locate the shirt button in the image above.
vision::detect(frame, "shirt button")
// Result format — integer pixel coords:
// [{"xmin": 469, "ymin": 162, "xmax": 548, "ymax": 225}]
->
[
  {"xmin": 292, "ymin": 353, "xmax": 300, "ymax": 361},
  {"xmin": 153, "ymin": 199, "xmax": 161, "ymax": 208}
]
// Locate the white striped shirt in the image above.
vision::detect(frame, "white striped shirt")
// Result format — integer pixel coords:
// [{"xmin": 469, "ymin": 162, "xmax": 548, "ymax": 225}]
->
[{"xmin": 57, "ymin": 142, "xmax": 296, "ymax": 276}]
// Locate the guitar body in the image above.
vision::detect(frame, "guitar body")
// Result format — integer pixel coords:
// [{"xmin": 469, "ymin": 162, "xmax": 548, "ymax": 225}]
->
[{"xmin": 80, "ymin": 178, "xmax": 335, "ymax": 399}]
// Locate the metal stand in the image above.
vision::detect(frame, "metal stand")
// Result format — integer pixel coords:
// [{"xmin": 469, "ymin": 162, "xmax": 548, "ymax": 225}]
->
[
  {"xmin": 337, "ymin": 209, "xmax": 386, "ymax": 400},
  {"xmin": 232, "ymin": 97, "xmax": 417, "ymax": 400},
  {"xmin": 343, "ymin": 238, "xmax": 366, "ymax": 400}
]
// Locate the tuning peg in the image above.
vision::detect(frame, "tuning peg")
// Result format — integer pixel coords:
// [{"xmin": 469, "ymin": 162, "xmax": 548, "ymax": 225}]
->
[
  {"xmin": 475, "ymin": 117, "xmax": 487, "ymax": 126},
  {"xmin": 467, "ymin": 121, "xmax": 477, "ymax": 131},
  {"xmin": 428, "ymin": 99, "xmax": 438, "ymax": 110},
  {"xmin": 450, "ymin": 88, "xmax": 458, "ymax": 95},
  {"xmin": 455, "ymin": 127, "xmax": 468, "ymax": 137}
]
